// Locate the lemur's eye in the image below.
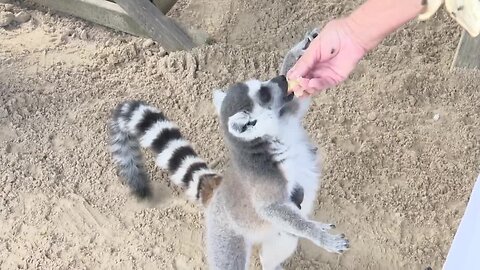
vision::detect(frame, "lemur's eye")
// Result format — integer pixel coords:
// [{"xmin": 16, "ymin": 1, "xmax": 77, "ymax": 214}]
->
[{"xmin": 258, "ymin": 86, "xmax": 271, "ymax": 104}]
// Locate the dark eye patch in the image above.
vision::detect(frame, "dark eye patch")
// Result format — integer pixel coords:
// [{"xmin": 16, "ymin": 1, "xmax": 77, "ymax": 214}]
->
[{"xmin": 258, "ymin": 86, "xmax": 271, "ymax": 104}]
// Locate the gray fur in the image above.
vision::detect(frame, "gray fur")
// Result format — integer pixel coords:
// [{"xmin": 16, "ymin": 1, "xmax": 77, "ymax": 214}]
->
[{"xmin": 109, "ymin": 102, "xmax": 151, "ymax": 198}]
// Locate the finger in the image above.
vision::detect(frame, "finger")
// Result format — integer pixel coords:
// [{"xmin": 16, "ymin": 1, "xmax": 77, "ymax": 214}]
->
[
  {"xmin": 287, "ymin": 58, "xmax": 313, "ymax": 80},
  {"xmin": 288, "ymin": 77, "xmax": 310, "ymax": 94},
  {"xmin": 304, "ymin": 88, "xmax": 316, "ymax": 94},
  {"xmin": 293, "ymin": 89, "xmax": 305, "ymax": 97},
  {"xmin": 292, "ymin": 84, "xmax": 308, "ymax": 97},
  {"xmin": 287, "ymin": 39, "xmax": 322, "ymax": 79},
  {"xmin": 301, "ymin": 87, "xmax": 322, "ymax": 98},
  {"xmin": 297, "ymin": 77, "xmax": 310, "ymax": 89},
  {"xmin": 309, "ymin": 67, "xmax": 345, "ymax": 84},
  {"xmin": 290, "ymin": 33, "xmax": 339, "ymax": 80},
  {"xmin": 306, "ymin": 78, "xmax": 333, "ymax": 92},
  {"xmin": 289, "ymin": 21, "xmax": 345, "ymax": 80},
  {"xmin": 290, "ymin": 84, "xmax": 303, "ymax": 94}
]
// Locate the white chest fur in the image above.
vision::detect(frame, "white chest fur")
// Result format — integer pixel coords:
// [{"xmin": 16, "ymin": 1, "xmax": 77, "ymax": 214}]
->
[{"xmin": 271, "ymin": 118, "xmax": 321, "ymax": 216}]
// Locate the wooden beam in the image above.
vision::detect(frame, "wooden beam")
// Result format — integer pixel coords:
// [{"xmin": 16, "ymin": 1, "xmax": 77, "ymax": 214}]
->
[
  {"xmin": 151, "ymin": 0, "xmax": 178, "ymax": 14},
  {"xmin": 105, "ymin": 0, "xmax": 178, "ymax": 15},
  {"xmin": 452, "ymin": 30, "xmax": 480, "ymax": 70},
  {"xmin": 114, "ymin": 0, "xmax": 196, "ymax": 52},
  {"xmin": 32, "ymin": 0, "xmax": 150, "ymax": 38}
]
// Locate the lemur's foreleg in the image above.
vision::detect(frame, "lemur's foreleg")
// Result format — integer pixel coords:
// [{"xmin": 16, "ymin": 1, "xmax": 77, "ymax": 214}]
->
[{"xmin": 258, "ymin": 202, "xmax": 349, "ymax": 253}]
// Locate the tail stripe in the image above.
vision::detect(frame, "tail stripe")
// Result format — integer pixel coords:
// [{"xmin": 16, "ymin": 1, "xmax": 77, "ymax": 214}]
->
[
  {"xmin": 155, "ymin": 139, "xmax": 191, "ymax": 168},
  {"xmin": 136, "ymin": 110, "xmax": 165, "ymax": 134},
  {"xmin": 117, "ymin": 117, "xmax": 128, "ymax": 131},
  {"xmin": 168, "ymin": 146, "xmax": 197, "ymax": 172},
  {"xmin": 121, "ymin": 101, "xmax": 142, "ymax": 119},
  {"xmin": 182, "ymin": 162, "xmax": 209, "ymax": 186},
  {"xmin": 110, "ymin": 134, "xmax": 127, "ymax": 153},
  {"xmin": 188, "ymin": 169, "xmax": 216, "ymax": 199},
  {"xmin": 192, "ymin": 169, "xmax": 216, "ymax": 185},
  {"xmin": 170, "ymin": 156, "xmax": 206, "ymax": 185},
  {"xmin": 139, "ymin": 121, "xmax": 178, "ymax": 148},
  {"xmin": 150, "ymin": 128, "xmax": 183, "ymax": 153},
  {"xmin": 127, "ymin": 105, "xmax": 159, "ymax": 135}
]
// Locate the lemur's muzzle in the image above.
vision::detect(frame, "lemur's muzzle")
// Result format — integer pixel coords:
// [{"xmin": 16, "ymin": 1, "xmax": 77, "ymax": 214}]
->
[
  {"xmin": 283, "ymin": 92, "xmax": 295, "ymax": 102},
  {"xmin": 271, "ymin": 75, "xmax": 294, "ymax": 102}
]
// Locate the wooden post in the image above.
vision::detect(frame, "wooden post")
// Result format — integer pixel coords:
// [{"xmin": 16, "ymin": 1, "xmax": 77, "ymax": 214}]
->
[
  {"xmin": 32, "ymin": 0, "xmax": 150, "ymax": 38},
  {"xmin": 452, "ymin": 30, "xmax": 480, "ymax": 70},
  {"xmin": 114, "ymin": 0, "xmax": 196, "ymax": 52},
  {"xmin": 105, "ymin": 0, "xmax": 178, "ymax": 15}
]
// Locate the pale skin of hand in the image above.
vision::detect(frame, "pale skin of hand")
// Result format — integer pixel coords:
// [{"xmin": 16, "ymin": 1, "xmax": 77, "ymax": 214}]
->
[
  {"xmin": 287, "ymin": 0, "xmax": 426, "ymax": 97},
  {"xmin": 286, "ymin": 18, "xmax": 367, "ymax": 97}
]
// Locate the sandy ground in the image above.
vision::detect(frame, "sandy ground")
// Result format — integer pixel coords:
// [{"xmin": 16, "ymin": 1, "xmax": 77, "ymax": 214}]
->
[{"xmin": 1, "ymin": 0, "xmax": 479, "ymax": 269}]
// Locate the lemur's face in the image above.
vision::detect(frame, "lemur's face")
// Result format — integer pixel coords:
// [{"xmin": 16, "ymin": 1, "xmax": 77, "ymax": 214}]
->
[{"xmin": 213, "ymin": 75, "xmax": 295, "ymax": 141}]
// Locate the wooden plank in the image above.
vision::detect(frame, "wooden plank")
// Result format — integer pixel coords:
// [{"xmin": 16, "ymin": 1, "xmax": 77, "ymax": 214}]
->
[
  {"xmin": 32, "ymin": 0, "xmax": 150, "ymax": 38},
  {"xmin": 151, "ymin": 0, "xmax": 178, "ymax": 14},
  {"xmin": 105, "ymin": 0, "xmax": 178, "ymax": 14},
  {"xmin": 114, "ymin": 0, "xmax": 196, "ymax": 52},
  {"xmin": 452, "ymin": 30, "xmax": 480, "ymax": 70}
]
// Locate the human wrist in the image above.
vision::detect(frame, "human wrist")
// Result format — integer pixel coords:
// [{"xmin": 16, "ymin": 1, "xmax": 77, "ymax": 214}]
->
[{"xmin": 344, "ymin": 0, "xmax": 426, "ymax": 51}]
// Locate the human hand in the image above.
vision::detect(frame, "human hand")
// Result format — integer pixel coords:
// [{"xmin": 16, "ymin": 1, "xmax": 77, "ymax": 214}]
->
[{"xmin": 286, "ymin": 18, "xmax": 368, "ymax": 97}]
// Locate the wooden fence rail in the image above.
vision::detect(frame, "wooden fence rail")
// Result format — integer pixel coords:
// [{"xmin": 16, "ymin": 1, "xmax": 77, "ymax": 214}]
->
[
  {"xmin": 452, "ymin": 30, "xmax": 480, "ymax": 70},
  {"xmin": 32, "ymin": 0, "xmax": 203, "ymax": 52}
]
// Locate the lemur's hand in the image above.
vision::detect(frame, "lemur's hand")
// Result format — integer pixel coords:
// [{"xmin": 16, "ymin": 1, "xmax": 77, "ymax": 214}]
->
[
  {"xmin": 311, "ymin": 221, "xmax": 350, "ymax": 253},
  {"xmin": 287, "ymin": 18, "xmax": 367, "ymax": 97}
]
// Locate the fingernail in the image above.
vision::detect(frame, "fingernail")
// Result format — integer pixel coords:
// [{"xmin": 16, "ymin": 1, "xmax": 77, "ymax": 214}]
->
[{"xmin": 298, "ymin": 77, "xmax": 310, "ymax": 89}]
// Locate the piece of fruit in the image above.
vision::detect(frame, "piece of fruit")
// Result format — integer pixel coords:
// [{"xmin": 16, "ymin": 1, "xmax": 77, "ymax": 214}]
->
[{"xmin": 287, "ymin": 79, "xmax": 299, "ymax": 92}]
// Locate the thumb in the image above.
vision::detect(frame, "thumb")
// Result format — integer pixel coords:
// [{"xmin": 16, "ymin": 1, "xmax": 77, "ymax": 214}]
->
[{"xmin": 287, "ymin": 24, "xmax": 342, "ymax": 80}]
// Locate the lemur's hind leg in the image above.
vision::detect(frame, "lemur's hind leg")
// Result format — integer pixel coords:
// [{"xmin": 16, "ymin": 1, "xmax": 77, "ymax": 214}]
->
[
  {"xmin": 205, "ymin": 212, "xmax": 251, "ymax": 270},
  {"xmin": 260, "ymin": 232, "xmax": 299, "ymax": 270}
]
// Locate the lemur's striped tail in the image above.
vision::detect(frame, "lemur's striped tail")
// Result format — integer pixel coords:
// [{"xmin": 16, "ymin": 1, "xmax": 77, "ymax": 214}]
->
[{"xmin": 108, "ymin": 100, "xmax": 222, "ymax": 205}]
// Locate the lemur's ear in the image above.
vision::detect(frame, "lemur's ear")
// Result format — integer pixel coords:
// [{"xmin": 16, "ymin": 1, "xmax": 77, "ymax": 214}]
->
[
  {"xmin": 212, "ymin": 89, "xmax": 226, "ymax": 115},
  {"xmin": 227, "ymin": 111, "xmax": 257, "ymax": 139}
]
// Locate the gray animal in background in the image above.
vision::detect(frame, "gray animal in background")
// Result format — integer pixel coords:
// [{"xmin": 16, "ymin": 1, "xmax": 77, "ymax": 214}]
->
[{"xmin": 108, "ymin": 28, "xmax": 349, "ymax": 270}]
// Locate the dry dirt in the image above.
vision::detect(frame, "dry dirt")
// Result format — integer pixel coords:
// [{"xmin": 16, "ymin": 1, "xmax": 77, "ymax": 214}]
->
[{"xmin": 1, "ymin": 0, "xmax": 479, "ymax": 269}]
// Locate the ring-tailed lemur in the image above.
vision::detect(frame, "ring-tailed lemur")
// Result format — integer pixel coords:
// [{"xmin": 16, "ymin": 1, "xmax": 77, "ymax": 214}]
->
[{"xmin": 108, "ymin": 28, "xmax": 349, "ymax": 270}]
